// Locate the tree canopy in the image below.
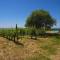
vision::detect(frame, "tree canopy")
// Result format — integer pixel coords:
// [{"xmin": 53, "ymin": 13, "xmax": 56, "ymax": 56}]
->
[{"xmin": 25, "ymin": 9, "xmax": 56, "ymax": 29}]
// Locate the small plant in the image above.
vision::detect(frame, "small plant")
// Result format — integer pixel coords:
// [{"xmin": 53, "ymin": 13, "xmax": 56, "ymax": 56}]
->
[{"xmin": 30, "ymin": 28, "xmax": 37, "ymax": 40}]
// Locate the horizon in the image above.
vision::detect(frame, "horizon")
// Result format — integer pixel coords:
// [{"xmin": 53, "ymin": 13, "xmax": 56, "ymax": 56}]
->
[{"xmin": 0, "ymin": 0, "xmax": 60, "ymax": 28}]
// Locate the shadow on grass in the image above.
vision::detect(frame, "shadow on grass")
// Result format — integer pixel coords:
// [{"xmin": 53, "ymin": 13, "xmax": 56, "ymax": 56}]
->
[
  {"xmin": 6, "ymin": 38, "xmax": 24, "ymax": 47},
  {"xmin": 14, "ymin": 41, "xmax": 24, "ymax": 47}
]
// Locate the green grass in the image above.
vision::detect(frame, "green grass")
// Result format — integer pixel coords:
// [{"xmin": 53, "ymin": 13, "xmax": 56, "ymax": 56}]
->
[
  {"xmin": 25, "ymin": 54, "xmax": 50, "ymax": 60},
  {"xmin": 41, "ymin": 44, "xmax": 57, "ymax": 55},
  {"xmin": 51, "ymin": 36, "xmax": 60, "ymax": 45}
]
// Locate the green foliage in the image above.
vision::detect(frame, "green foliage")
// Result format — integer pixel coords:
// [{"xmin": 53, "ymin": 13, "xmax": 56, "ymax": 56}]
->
[
  {"xmin": 20, "ymin": 28, "xmax": 25, "ymax": 36},
  {"xmin": 51, "ymin": 36, "xmax": 60, "ymax": 45},
  {"xmin": 0, "ymin": 24, "xmax": 19, "ymax": 43},
  {"xmin": 30, "ymin": 28, "xmax": 37, "ymax": 39},
  {"xmin": 25, "ymin": 9, "xmax": 56, "ymax": 30}
]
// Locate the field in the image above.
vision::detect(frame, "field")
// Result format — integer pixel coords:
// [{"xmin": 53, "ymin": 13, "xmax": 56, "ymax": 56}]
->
[{"xmin": 0, "ymin": 36, "xmax": 60, "ymax": 60}]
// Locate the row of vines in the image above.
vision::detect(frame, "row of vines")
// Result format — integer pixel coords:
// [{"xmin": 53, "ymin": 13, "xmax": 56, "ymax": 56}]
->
[
  {"xmin": 0, "ymin": 24, "xmax": 59, "ymax": 44},
  {"xmin": 0, "ymin": 24, "xmax": 45, "ymax": 42}
]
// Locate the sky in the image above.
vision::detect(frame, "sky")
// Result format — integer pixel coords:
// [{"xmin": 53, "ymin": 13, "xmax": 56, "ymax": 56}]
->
[{"xmin": 0, "ymin": 0, "xmax": 60, "ymax": 28}]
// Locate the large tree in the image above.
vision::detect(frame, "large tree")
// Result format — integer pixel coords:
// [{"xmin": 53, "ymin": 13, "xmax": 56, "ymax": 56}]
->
[{"xmin": 25, "ymin": 9, "xmax": 56, "ymax": 30}]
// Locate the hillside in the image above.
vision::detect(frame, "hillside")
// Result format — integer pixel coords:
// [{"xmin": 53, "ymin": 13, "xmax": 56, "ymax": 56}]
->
[{"xmin": 0, "ymin": 37, "xmax": 60, "ymax": 60}]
